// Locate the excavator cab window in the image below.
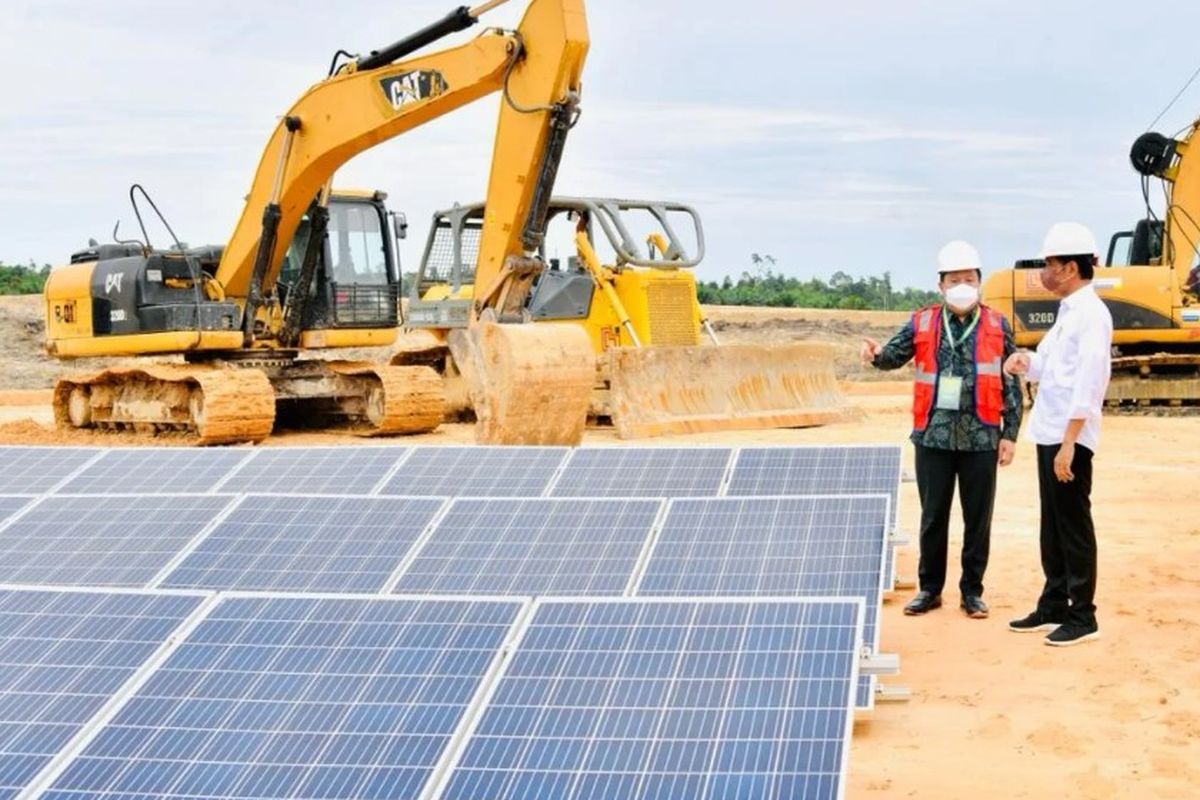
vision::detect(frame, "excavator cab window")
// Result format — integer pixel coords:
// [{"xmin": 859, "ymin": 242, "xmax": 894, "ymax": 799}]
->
[
  {"xmin": 1107, "ymin": 219, "xmax": 1164, "ymax": 266},
  {"xmin": 329, "ymin": 201, "xmax": 392, "ymax": 285},
  {"xmin": 416, "ymin": 209, "xmax": 483, "ymax": 293}
]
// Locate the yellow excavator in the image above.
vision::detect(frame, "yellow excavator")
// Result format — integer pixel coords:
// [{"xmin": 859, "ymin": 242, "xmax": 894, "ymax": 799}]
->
[
  {"xmin": 982, "ymin": 115, "xmax": 1200, "ymax": 407},
  {"xmin": 395, "ymin": 196, "xmax": 849, "ymax": 437},
  {"xmin": 43, "ymin": 0, "xmax": 595, "ymax": 445}
]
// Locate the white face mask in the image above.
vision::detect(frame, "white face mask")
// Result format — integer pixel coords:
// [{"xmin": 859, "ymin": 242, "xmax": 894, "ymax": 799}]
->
[{"xmin": 943, "ymin": 283, "xmax": 980, "ymax": 312}]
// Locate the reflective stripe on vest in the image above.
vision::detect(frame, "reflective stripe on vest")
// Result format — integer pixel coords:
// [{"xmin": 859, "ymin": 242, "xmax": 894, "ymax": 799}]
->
[{"xmin": 911, "ymin": 304, "xmax": 1006, "ymax": 432}]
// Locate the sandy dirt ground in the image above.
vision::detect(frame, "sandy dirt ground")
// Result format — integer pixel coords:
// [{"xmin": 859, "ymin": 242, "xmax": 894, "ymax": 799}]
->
[{"xmin": 1, "ymin": 294, "xmax": 1196, "ymax": 797}]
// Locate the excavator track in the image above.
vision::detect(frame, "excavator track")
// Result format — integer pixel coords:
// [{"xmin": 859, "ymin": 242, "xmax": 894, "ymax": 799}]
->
[
  {"xmin": 53, "ymin": 364, "xmax": 276, "ymax": 445},
  {"xmin": 53, "ymin": 361, "xmax": 444, "ymax": 445},
  {"xmin": 1104, "ymin": 353, "xmax": 1200, "ymax": 410},
  {"xmin": 323, "ymin": 362, "xmax": 444, "ymax": 435}
]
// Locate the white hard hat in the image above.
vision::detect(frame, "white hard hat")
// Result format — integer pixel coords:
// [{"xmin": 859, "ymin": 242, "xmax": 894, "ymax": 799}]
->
[
  {"xmin": 1039, "ymin": 222, "xmax": 1098, "ymax": 259},
  {"xmin": 936, "ymin": 240, "xmax": 982, "ymax": 274}
]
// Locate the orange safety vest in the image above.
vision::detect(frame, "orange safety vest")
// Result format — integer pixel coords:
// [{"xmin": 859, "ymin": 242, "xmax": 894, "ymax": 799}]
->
[{"xmin": 912, "ymin": 304, "xmax": 1005, "ymax": 432}]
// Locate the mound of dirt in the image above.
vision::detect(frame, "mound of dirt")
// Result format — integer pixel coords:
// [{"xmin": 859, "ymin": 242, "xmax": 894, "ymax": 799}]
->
[{"xmin": 0, "ymin": 296, "xmax": 67, "ymax": 389}]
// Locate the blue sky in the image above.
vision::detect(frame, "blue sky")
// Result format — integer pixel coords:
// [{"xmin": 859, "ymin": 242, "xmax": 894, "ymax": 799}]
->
[{"xmin": 3, "ymin": 0, "xmax": 1199, "ymax": 289}]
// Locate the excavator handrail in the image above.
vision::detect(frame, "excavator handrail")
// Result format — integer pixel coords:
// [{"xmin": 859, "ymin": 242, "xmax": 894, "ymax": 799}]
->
[
  {"xmin": 422, "ymin": 195, "xmax": 706, "ymax": 280},
  {"xmin": 548, "ymin": 196, "xmax": 706, "ymax": 269}
]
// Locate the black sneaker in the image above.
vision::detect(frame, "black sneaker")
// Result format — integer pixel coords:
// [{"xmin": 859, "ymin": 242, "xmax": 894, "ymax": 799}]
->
[
  {"xmin": 903, "ymin": 591, "xmax": 942, "ymax": 615},
  {"xmin": 1045, "ymin": 623, "xmax": 1100, "ymax": 647},
  {"xmin": 1008, "ymin": 609, "xmax": 1065, "ymax": 633},
  {"xmin": 961, "ymin": 596, "xmax": 989, "ymax": 619}
]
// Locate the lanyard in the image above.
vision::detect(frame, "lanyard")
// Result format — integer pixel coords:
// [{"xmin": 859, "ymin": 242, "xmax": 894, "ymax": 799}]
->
[{"xmin": 942, "ymin": 307, "xmax": 979, "ymax": 351}]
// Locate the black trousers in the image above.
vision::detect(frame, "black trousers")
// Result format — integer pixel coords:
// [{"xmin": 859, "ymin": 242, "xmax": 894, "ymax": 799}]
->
[
  {"xmin": 1036, "ymin": 443, "xmax": 1097, "ymax": 626},
  {"xmin": 914, "ymin": 445, "xmax": 997, "ymax": 597}
]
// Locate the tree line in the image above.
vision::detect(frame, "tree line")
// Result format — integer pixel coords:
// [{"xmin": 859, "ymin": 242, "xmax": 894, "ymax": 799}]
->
[
  {"xmin": 697, "ymin": 254, "xmax": 940, "ymax": 310},
  {"xmin": 0, "ymin": 263, "xmax": 51, "ymax": 295}
]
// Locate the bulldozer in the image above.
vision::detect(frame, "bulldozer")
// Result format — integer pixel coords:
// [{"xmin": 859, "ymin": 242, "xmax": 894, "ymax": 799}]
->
[
  {"xmin": 981, "ymin": 114, "xmax": 1200, "ymax": 407},
  {"xmin": 394, "ymin": 196, "xmax": 850, "ymax": 437},
  {"xmin": 42, "ymin": 0, "xmax": 597, "ymax": 445}
]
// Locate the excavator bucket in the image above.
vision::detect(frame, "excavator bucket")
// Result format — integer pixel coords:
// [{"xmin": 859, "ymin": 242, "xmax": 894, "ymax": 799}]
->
[
  {"xmin": 448, "ymin": 321, "xmax": 594, "ymax": 446},
  {"xmin": 602, "ymin": 341, "xmax": 853, "ymax": 439}
]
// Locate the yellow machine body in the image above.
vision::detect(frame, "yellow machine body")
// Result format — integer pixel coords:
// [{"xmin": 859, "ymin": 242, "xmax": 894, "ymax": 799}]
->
[
  {"xmin": 982, "ymin": 116, "xmax": 1200, "ymax": 407},
  {"xmin": 43, "ymin": 0, "xmax": 595, "ymax": 444},
  {"xmin": 402, "ymin": 196, "xmax": 851, "ymax": 437}
]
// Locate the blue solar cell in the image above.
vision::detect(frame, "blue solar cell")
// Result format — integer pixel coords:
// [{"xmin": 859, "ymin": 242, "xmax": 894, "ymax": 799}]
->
[
  {"xmin": 726, "ymin": 446, "xmax": 902, "ymax": 528},
  {"xmin": 393, "ymin": 499, "xmax": 662, "ymax": 596},
  {"xmin": 42, "ymin": 596, "xmax": 525, "ymax": 800},
  {"xmin": 636, "ymin": 496, "xmax": 889, "ymax": 710},
  {"xmin": 0, "ymin": 496, "xmax": 35, "ymax": 526},
  {"xmin": 0, "ymin": 495, "xmax": 234, "ymax": 587},
  {"xmin": 437, "ymin": 598, "xmax": 863, "ymax": 800},
  {"xmin": 214, "ymin": 447, "xmax": 409, "ymax": 495},
  {"xmin": 379, "ymin": 447, "xmax": 568, "ymax": 497},
  {"xmin": 161, "ymin": 495, "xmax": 445, "ymax": 593},
  {"xmin": 0, "ymin": 589, "xmax": 203, "ymax": 800},
  {"xmin": 60, "ymin": 449, "xmax": 250, "ymax": 494},
  {"xmin": 550, "ymin": 448, "xmax": 732, "ymax": 497},
  {"xmin": 0, "ymin": 448, "xmax": 99, "ymax": 494}
]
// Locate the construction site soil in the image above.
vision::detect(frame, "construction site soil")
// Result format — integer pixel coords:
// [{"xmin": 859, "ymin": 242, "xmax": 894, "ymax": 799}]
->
[{"xmin": 1, "ymin": 293, "xmax": 1196, "ymax": 798}]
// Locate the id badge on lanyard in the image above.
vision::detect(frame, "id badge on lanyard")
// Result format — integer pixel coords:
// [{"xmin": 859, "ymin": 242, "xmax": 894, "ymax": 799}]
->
[{"xmin": 936, "ymin": 309, "xmax": 978, "ymax": 411}]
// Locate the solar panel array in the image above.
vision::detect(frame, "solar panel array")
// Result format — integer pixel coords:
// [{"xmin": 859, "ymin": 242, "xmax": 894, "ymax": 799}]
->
[
  {"xmin": 394, "ymin": 499, "xmax": 662, "ymax": 596},
  {"xmin": 639, "ymin": 496, "xmax": 888, "ymax": 644},
  {"xmin": 62, "ymin": 449, "xmax": 250, "ymax": 494},
  {"xmin": 0, "ymin": 496, "xmax": 34, "ymax": 527},
  {"xmin": 436, "ymin": 598, "xmax": 862, "ymax": 800},
  {"xmin": 40, "ymin": 596, "xmax": 524, "ymax": 800},
  {"xmin": 0, "ymin": 495, "xmax": 234, "ymax": 587},
  {"xmin": 728, "ymin": 446, "xmax": 902, "ymax": 529},
  {"xmin": 639, "ymin": 496, "xmax": 890, "ymax": 710},
  {"xmin": 161, "ymin": 495, "xmax": 446, "ymax": 593},
  {"xmin": 550, "ymin": 447, "xmax": 733, "ymax": 497},
  {"xmin": 216, "ymin": 446, "xmax": 410, "ymax": 495},
  {"xmin": 0, "ymin": 589, "xmax": 204, "ymax": 800},
  {"xmin": 0, "ymin": 442, "xmax": 904, "ymax": 800},
  {"xmin": 0, "ymin": 448, "xmax": 98, "ymax": 494},
  {"xmin": 381, "ymin": 446, "xmax": 568, "ymax": 497}
]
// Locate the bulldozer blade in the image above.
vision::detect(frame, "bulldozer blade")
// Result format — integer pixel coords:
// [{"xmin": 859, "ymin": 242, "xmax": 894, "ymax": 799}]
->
[
  {"xmin": 604, "ymin": 341, "xmax": 854, "ymax": 439},
  {"xmin": 448, "ymin": 321, "xmax": 594, "ymax": 446}
]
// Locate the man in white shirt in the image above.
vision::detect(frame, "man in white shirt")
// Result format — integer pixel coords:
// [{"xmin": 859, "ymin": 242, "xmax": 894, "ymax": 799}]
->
[{"xmin": 1004, "ymin": 222, "xmax": 1112, "ymax": 647}]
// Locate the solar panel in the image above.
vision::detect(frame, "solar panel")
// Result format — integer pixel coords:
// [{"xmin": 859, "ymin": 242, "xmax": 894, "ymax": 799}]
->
[
  {"xmin": 636, "ymin": 495, "xmax": 889, "ymax": 710},
  {"xmin": 161, "ymin": 495, "xmax": 446, "ymax": 593},
  {"xmin": 550, "ymin": 448, "xmax": 733, "ymax": 498},
  {"xmin": 393, "ymin": 498, "xmax": 663, "ymax": 596},
  {"xmin": 0, "ymin": 589, "xmax": 204, "ymax": 800},
  {"xmin": 0, "ymin": 496, "xmax": 35, "ymax": 526},
  {"xmin": 0, "ymin": 495, "xmax": 234, "ymax": 587},
  {"xmin": 59, "ymin": 448, "xmax": 250, "ymax": 494},
  {"xmin": 41, "ymin": 596, "xmax": 525, "ymax": 800},
  {"xmin": 726, "ymin": 446, "xmax": 902, "ymax": 529},
  {"xmin": 213, "ymin": 447, "xmax": 409, "ymax": 495},
  {"xmin": 435, "ymin": 598, "xmax": 863, "ymax": 800},
  {"xmin": 379, "ymin": 447, "xmax": 568, "ymax": 498},
  {"xmin": 0, "ymin": 447, "xmax": 99, "ymax": 494}
]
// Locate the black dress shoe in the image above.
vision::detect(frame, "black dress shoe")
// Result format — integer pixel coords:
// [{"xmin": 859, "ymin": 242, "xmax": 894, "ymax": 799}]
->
[
  {"xmin": 961, "ymin": 595, "xmax": 989, "ymax": 618},
  {"xmin": 904, "ymin": 591, "xmax": 942, "ymax": 615}
]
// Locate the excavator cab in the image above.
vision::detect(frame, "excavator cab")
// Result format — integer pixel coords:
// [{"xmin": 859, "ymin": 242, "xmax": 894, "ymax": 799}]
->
[
  {"xmin": 279, "ymin": 192, "xmax": 401, "ymax": 331},
  {"xmin": 1105, "ymin": 219, "xmax": 1165, "ymax": 267}
]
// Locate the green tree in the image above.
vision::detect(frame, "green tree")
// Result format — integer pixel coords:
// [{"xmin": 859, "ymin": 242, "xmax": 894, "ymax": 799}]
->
[
  {"xmin": 0, "ymin": 262, "xmax": 50, "ymax": 295},
  {"xmin": 699, "ymin": 256, "xmax": 938, "ymax": 311}
]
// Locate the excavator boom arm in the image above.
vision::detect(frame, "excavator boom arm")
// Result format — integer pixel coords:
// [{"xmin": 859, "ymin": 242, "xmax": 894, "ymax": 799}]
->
[
  {"xmin": 1165, "ymin": 120, "xmax": 1200, "ymax": 274},
  {"xmin": 216, "ymin": 0, "xmax": 588, "ymax": 307}
]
